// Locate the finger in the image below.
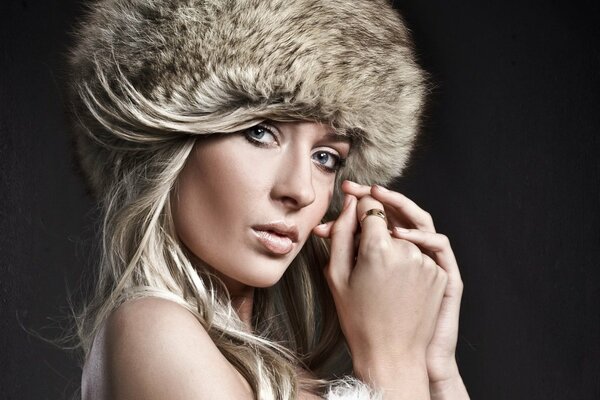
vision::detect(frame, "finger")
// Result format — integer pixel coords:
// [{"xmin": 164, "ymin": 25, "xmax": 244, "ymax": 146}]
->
[
  {"xmin": 356, "ymin": 195, "xmax": 393, "ymax": 258},
  {"xmin": 371, "ymin": 185, "xmax": 436, "ymax": 233},
  {"xmin": 381, "ymin": 204, "xmax": 413, "ymax": 233},
  {"xmin": 356, "ymin": 195, "xmax": 389, "ymax": 231},
  {"xmin": 341, "ymin": 180, "xmax": 372, "ymax": 198},
  {"xmin": 343, "ymin": 181, "xmax": 413, "ymax": 230},
  {"xmin": 312, "ymin": 220, "xmax": 334, "ymax": 238},
  {"xmin": 392, "ymin": 228, "xmax": 461, "ymax": 283},
  {"xmin": 327, "ymin": 194, "xmax": 358, "ymax": 284},
  {"xmin": 341, "ymin": 180, "xmax": 414, "ymax": 229}
]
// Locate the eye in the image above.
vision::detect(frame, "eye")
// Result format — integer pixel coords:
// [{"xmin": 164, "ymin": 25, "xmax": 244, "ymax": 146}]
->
[
  {"xmin": 312, "ymin": 150, "xmax": 345, "ymax": 174},
  {"xmin": 243, "ymin": 125, "xmax": 278, "ymax": 147}
]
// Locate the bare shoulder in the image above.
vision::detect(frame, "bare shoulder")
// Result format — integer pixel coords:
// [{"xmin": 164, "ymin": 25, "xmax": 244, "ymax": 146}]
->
[{"xmin": 82, "ymin": 297, "xmax": 252, "ymax": 400}]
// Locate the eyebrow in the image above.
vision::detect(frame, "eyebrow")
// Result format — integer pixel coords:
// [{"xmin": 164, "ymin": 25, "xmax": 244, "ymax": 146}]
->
[{"xmin": 323, "ymin": 132, "xmax": 352, "ymax": 143}]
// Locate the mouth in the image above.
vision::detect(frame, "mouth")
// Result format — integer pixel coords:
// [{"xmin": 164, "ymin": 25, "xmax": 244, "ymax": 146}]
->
[{"xmin": 251, "ymin": 222, "xmax": 300, "ymax": 255}]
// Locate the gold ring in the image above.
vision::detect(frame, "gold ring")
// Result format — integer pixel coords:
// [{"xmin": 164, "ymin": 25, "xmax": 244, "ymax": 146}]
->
[{"xmin": 359, "ymin": 208, "xmax": 386, "ymax": 225}]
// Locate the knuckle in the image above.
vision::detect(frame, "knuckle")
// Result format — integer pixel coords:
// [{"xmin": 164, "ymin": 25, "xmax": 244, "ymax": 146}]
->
[
  {"xmin": 357, "ymin": 195, "xmax": 384, "ymax": 213},
  {"xmin": 438, "ymin": 233, "xmax": 450, "ymax": 246},
  {"xmin": 438, "ymin": 269, "xmax": 449, "ymax": 285},
  {"xmin": 324, "ymin": 265, "xmax": 341, "ymax": 287},
  {"xmin": 330, "ymin": 220, "xmax": 346, "ymax": 236},
  {"xmin": 330, "ymin": 224, "xmax": 344, "ymax": 237},
  {"xmin": 359, "ymin": 236, "xmax": 391, "ymax": 257},
  {"xmin": 422, "ymin": 257, "xmax": 437, "ymax": 273},
  {"xmin": 421, "ymin": 252, "xmax": 434, "ymax": 263},
  {"xmin": 423, "ymin": 211, "xmax": 434, "ymax": 224},
  {"xmin": 357, "ymin": 194, "xmax": 376, "ymax": 204},
  {"xmin": 402, "ymin": 242, "xmax": 423, "ymax": 263},
  {"xmin": 323, "ymin": 264, "xmax": 334, "ymax": 280}
]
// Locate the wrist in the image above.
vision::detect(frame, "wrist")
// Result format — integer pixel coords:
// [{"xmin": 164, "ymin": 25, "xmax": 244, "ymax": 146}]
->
[
  {"xmin": 429, "ymin": 367, "xmax": 469, "ymax": 400},
  {"xmin": 353, "ymin": 353, "xmax": 429, "ymax": 395},
  {"xmin": 428, "ymin": 357, "xmax": 460, "ymax": 383}
]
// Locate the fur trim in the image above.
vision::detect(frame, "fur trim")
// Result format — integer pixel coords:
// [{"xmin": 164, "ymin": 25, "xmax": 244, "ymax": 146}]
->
[
  {"xmin": 68, "ymin": 0, "xmax": 427, "ymax": 213},
  {"xmin": 326, "ymin": 377, "xmax": 383, "ymax": 400}
]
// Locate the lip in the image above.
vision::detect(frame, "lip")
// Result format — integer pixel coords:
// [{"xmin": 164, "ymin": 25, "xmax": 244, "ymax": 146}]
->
[{"xmin": 251, "ymin": 222, "xmax": 299, "ymax": 255}]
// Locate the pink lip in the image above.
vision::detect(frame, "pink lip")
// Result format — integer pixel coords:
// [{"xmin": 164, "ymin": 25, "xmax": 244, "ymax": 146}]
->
[{"xmin": 251, "ymin": 221, "xmax": 299, "ymax": 255}]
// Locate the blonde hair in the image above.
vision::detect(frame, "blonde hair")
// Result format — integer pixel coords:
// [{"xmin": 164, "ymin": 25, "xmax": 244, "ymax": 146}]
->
[{"xmin": 72, "ymin": 65, "xmax": 350, "ymax": 399}]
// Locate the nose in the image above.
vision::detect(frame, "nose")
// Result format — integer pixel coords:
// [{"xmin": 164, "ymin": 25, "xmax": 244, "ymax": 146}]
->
[{"xmin": 271, "ymin": 149, "xmax": 316, "ymax": 209}]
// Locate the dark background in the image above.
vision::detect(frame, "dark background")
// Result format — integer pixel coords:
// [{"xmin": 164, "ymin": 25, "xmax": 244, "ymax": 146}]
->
[{"xmin": 1, "ymin": 0, "xmax": 599, "ymax": 399}]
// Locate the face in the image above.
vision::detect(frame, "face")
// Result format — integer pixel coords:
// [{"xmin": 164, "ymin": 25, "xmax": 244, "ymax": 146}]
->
[{"xmin": 171, "ymin": 121, "xmax": 351, "ymax": 295}]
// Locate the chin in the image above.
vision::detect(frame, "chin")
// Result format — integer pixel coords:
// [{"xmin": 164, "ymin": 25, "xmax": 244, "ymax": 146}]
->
[
  {"xmin": 228, "ymin": 247, "xmax": 302, "ymax": 289},
  {"xmin": 239, "ymin": 257, "xmax": 294, "ymax": 288}
]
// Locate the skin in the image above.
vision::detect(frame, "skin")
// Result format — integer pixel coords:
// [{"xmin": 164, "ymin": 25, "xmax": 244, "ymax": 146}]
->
[
  {"xmin": 83, "ymin": 121, "xmax": 349, "ymax": 400},
  {"xmin": 313, "ymin": 182, "xmax": 469, "ymax": 399},
  {"xmin": 83, "ymin": 121, "xmax": 468, "ymax": 399},
  {"xmin": 171, "ymin": 120, "xmax": 351, "ymax": 323}
]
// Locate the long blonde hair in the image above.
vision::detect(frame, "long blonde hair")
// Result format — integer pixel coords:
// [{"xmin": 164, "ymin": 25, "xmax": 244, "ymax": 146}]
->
[{"xmin": 71, "ymin": 65, "xmax": 350, "ymax": 399}]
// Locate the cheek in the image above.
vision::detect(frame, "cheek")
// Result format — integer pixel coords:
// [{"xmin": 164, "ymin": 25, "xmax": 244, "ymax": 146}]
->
[
  {"xmin": 303, "ymin": 178, "xmax": 335, "ymax": 230},
  {"xmin": 172, "ymin": 137, "xmax": 337, "ymax": 262},
  {"xmin": 320, "ymin": 185, "xmax": 335, "ymax": 216},
  {"xmin": 188, "ymin": 137, "xmax": 270, "ymax": 205},
  {"xmin": 172, "ymin": 143, "xmax": 243, "ymax": 253},
  {"xmin": 171, "ymin": 139, "xmax": 273, "ymax": 264}
]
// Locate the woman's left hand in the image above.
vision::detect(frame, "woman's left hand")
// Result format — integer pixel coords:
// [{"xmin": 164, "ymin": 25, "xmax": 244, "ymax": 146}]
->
[{"xmin": 315, "ymin": 180, "xmax": 465, "ymax": 385}]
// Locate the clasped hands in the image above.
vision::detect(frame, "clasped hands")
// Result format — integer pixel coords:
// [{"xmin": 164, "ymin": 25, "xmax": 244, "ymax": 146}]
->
[{"xmin": 312, "ymin": 180, "xmax": 466, "ymax": 396}]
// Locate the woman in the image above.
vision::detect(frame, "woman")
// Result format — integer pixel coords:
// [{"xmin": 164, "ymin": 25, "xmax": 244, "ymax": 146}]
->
[{"xmin": 68, "ymin": 0, "xmax": 469, "ymax": 398}]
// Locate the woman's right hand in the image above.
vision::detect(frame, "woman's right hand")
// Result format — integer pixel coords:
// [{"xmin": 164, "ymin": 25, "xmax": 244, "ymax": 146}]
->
[{"xmin": 313, "ymin": 193, "xmax": 448, "ymax": 396}]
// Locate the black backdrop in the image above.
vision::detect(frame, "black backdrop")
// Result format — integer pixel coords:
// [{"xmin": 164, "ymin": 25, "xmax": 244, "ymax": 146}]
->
[{"xmin": 1, "ymin": 1, "xmax": 599, "ymax": 399}]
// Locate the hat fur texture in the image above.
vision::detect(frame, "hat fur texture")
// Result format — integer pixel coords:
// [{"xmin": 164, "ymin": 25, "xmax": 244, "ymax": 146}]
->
[{"xmin": 69, "ymin": 0, "xmax": 427, "ymax": 212}]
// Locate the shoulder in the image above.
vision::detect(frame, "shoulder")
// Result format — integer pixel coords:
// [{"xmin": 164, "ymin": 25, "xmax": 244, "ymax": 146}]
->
[{"xmin": 82, "ymin": 297, "xmax": 252, "ymax": 400}]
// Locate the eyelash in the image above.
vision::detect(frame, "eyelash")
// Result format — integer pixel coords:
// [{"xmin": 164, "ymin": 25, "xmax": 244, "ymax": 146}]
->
[{"xmin": 243, "ymin": 125, "xmax": 347, "ymax": 174}]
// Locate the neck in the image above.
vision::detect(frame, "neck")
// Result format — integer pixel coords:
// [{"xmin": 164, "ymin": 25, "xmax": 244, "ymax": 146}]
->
[
  {"xmin": 187, "ymin": 252, "xmax": 256, "ymax": 330},
  {"xmin": 231, "ymin": 291, "xmax": 255, "ymax": 331},
  {"xmin": 215, "ymin": 270, "xmax": 255, "ymax": 330}
]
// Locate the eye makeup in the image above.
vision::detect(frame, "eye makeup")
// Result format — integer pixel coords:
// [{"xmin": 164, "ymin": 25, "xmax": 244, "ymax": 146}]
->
[{"xmin": 242, "ymin": 124, "xmax": 347, "ymax": 174}]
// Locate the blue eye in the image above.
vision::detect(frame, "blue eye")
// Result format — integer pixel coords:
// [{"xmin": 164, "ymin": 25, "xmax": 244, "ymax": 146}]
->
[
  {"xmin": 244, "ymin": 124, "xmax": 346, "ymax": 174},
  {"xmin": 312, "ymin": 151, "xmax": 344, "ymax": 174},
  {"xmin": 244, "ymin": 125, "xmax": 277, "ymax": 147}
]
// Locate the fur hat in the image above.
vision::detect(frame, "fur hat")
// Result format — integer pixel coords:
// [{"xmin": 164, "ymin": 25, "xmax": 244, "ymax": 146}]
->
[{"xmin": 68, "ymin": 0, "xmax": 427, "ymax": 213}]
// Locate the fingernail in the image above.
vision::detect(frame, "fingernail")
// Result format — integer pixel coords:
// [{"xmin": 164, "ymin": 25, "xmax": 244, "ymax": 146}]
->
[
  {"xmin": 316, "ymin": 223, "xmax": 328, "ymax": 229},
  {"xmin": 395, "ymin": 226, "xmax": 410, "ymax": 233},
  {"xmin": 346, "ymin": 180, "xmax": 359, "ymax": 187},
  {"xmin": 374, "ymin": 184, "xmax": 388, "ymax": 192}
]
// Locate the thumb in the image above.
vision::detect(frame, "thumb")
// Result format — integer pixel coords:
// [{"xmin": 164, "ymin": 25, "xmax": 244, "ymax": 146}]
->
[{"xmin": 327, "ymin": 194, "xmax": 358, "ymax": 285}]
